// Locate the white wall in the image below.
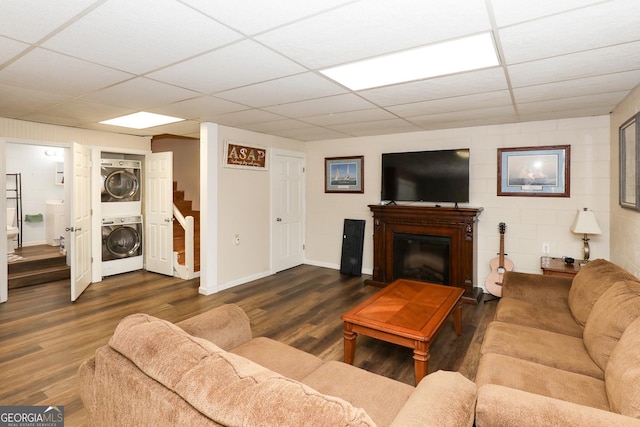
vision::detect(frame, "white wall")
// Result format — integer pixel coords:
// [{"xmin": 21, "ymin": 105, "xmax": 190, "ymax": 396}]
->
[
  {"xmin": 215, "ymin": 126, "xmax": 302, "ymax": 289},
  {"xmin": 610, "ymin": 83, "xmax": 640, "ymax": 277},
  {"xmin": 305, "ymin": 116, "xmax": 611, "ymax": 291},
  {"xmin": 5, "ymin": 144, "xmax": 65, "ymax": 245}
]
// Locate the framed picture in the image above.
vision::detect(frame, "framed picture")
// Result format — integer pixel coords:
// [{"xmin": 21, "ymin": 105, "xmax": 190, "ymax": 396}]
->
[
  {"xmin": 497, "ymin": 145, "xmax": 570, "ymax": 197},
  {"xmin": 325, "ymin": 156, "xmax": 364, "ymax": 193},
  {"xmin": 224, "ymin": 140, "xmax": 268, "ymax": 170},
  {"xmin": 619, "ymin": 112, "xmax": 640, "ymax": 210}
]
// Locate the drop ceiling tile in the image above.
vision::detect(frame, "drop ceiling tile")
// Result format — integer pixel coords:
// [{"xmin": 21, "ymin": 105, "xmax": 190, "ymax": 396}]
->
[
  {"xmin": 216, "ymin": 73, "xmax": 347, "ymax": 107},
  {"xmin": 263, "ymin": 94, "xmax": 377, "ymax": 118},
  {"xmin": 517, "ymin": 91, "xmax": 627, "ymax": 114},
  {"xmin": 82, "ymin": 78, "xmax": 200, "ymax": 110},
  {"xmin": 489, "ymin": 0, "xmax": 607, "ymax": 27},
  {"xmin": 182, "ymin": 0, "xmax": 355, "ymax": 35},
  {"xmin": 387, "ymin": 90, "xmax": 513, "ymax": 117},
  {"xmin": 408, "ymin": 105, "xmax": 517, "ymax": 127},
  {"xmin": 42, "ymin": 0, "xmax": 242, "ymax": 74},
  {"xmin": 257, "ymin": 0, "xmax": 491, "ymax": 69},
  {"xmin": 302, "ymin": 108, "xmax": 397, "ymax": 126},
  {"xmin": 0, "ymin": 48, "xmax": 132, "ymax": 97},
  {"xmin": 513, "ymin": 70, "xmax": 640, "ymax": 103},
  {"xmin": 508, "ymin": 41, "xmax": 640, "ymax": 87},
  {"xmin": 360, "ymin": 68, "xmax": 508, "ymax": 106},
  {"xmin": 500, "ymin": 0, "xmax": 640, "ymax": 64},
  {"xmin": 242, "ymin": 119, "xmax": 312, "ymax": 133},
  {"xmin": 0, "ymin": 84, "xmax": 67, "ymax": 118},
  {"xmin": 151, "ymin": 96, "xmax": 248, "ymax": 120},
  {"xmin": 147, "ymin": 40, "xmax": 306, "ymax": 94},
  {"xmin": 0, "ymin": 0, "xmax": 99, "ymax": 43},
  {"xmin": 205, "ymin": 109, "xmax": 287, "ymax": 127},
  {"xmin": 329, "ymin": 118, "xmax": 423, "ymax": 135},
  {"xmin": 0, "ymin": 37, "xmax": 30, "ymax": 65},
  {"xmin": 22, "ymin": 99, "xmax": 133, "ymax": 127},
  {"xmin": 271, "ymin": 126, "xmax": 352, "ymax": 142}
]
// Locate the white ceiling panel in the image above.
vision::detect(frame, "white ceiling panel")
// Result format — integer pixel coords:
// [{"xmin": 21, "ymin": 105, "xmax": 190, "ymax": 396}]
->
[
  {"xmin": 408, "ymin": 106, "xmax": 518, "ymax": 127},
  {"xmin": 204, "ymin": 109, "xmax": 287, "ymax": 127},
  {"xmin": 147, "ymin": 40, "xmax": 306, "ymax": 94},
  {"xmin": 150, "ymin": 96, "xmax": 249, "ymax": 120},
  {"xmin": 0, "ymin": 37, "xmax": 30, "ymax": 65},
  {"xmin": 328, "ymin": 118, "xmax": 423, "ymax": 137},
  {"xmin": 0, "ymin": 0, "xmax": 100, "ymax": 43},
  {"xmin": 0, "ymin": 84, "xmax": 67, "ymax": 118},
  {"xmin": 360, "ymin": 68, "xmax": 509, "ymax": 106},
  {"xmin": 0, "ymin": 48, "xmax": 132, "ymax": 96},
  {"xmin": 508, "ymin": 41, "xmax": 640, "ymax": 87},
  {"xmin": 513, "ymin": 71, "xmax": 640, "ymax": 103},
  {"xmin": 257, "ymin": 0, "xmax": 491, "ymax": 69},
  {"xmin": 22, "ymin": 99, "xmax": 133, "ymax": 127},
  {"xmin": 489, "ymin": 0, "xmax": 609, "ymax": 27},
  {"xmin": 242, "ymin": 119, "xmax": 314, "ymax": 133},
  {"xmin": 82, "ymin": 78, "xmax": 200, "ymax": 110},
  {"xmin": 271, "ymin": 126, "xmax": 351, "ymax": 141},
  {"xmin": 182, "ymin": 0, "xmax": 356, "ymax": 35},
  {"xmin": 263, "ymin": 94, "xmax": 377, "ymax": 118},
  {"xmin": 42, "ymin": 0, "xmax": 242, "ymax": 74},
  {"xmin": 216, "ymin": 73, "xmax": 347, "ymax": 107},
  {"xmin": 387, "ymin": 91, "xmax": 513, "ymax": 117},
  {"xmin": 500, "ymin": 0, "xmax": 640, "ymax": 64},
  {"xmin": 301, "ymin": 108, "xmax": 397, "ymax": 126},
  {"xmin": 516, "ymin": 91, "xmax": 627, "ymax": 114}
]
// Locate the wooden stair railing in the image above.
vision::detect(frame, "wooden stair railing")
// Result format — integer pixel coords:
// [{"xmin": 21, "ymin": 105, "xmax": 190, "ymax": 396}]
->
[{"xmin": 172, "ymin": 182, "xmax": 200, "ymax": 279}]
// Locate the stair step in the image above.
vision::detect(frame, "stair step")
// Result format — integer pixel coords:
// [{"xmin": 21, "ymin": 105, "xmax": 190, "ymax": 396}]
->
[
  {"xmin": 8, "ymin": 265, "xmax": 71, "ymax": 289},
  {"xmin": 8, "ymin": 254, "xmax": 67, "ymax": 275}
]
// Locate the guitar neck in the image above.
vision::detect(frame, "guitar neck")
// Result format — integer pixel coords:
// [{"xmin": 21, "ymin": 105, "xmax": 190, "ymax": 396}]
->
[{"xmin": 498, "ymin": 234, "xmax": 505, "ymax": 267}]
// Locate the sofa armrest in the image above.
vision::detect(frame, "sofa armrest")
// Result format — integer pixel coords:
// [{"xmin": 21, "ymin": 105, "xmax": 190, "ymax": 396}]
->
[
  {"xmin": 176, "ymin": 304, "xmax": 252, "ymax": 350},
  {"xmin": 77, "ymin": 357, "xmax": 97, "ymax": 417},
  {"xmin": 476, "ymin": 384, "xmax": 640, "ymax": 427},
  {"xmin": 390, "ymin": 370, "xmax": 476, "ymax": 427},
  {"xmin": 502, "ymin": 271, "xmax": 572, "ymax": 307}
]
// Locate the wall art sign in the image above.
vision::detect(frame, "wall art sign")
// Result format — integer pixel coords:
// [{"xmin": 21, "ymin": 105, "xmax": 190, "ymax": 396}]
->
[
  {"xmin": 224, "ymin": 140, "xmax": 267, "ymax": 170},
  {"xmin": 497, "ymin": 145, "xmax": 570, "ymax": 197}
]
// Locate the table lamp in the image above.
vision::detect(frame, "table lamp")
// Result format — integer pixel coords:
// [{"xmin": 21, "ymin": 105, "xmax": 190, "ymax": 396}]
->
[{"xmin": 570, "ymin": 207, "xmax": 601, "ymax": 263}]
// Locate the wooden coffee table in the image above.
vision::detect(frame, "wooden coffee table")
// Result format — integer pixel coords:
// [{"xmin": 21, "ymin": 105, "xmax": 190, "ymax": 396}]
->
[{"xmin": 341, "ymin": 279, "xmax": 463, "ymax": 384}]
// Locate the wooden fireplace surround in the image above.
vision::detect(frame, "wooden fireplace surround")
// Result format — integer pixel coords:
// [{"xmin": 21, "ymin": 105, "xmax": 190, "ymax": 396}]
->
[{"xmin": 367, "ymin": 205, "xmax": 484, "ymax": 304}]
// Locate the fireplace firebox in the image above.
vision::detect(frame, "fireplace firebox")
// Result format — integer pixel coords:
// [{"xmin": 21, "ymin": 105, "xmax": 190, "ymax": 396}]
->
[{"xmin": 367, "ymin": 205, "xmax": 483, "ymax": 304}]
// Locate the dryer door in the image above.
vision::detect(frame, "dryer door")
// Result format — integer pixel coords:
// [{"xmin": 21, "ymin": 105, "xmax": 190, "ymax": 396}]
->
[
  {"xmin": 105, "ymin": 226, "xmax": 141, "ymax": 258},
  {"xmin": 103, "ymin": 169, "xmax": 140, "ymax": 201}
]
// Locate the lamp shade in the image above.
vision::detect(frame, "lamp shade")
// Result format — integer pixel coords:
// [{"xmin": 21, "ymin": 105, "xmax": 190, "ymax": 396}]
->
[{"xmin": 571, "ymin": 208, "xmax": 602, "ymax": 235}]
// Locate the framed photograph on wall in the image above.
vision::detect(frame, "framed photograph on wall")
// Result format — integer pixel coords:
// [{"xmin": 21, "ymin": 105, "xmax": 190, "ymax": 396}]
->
[
  {"xmin": 619, "ymin": 112, "xmax": 640, "ymax": 210},
  {"xmin": 497, "ymin": 145, "xmax": 570, "ymax": 197},
  {"xmin": 325, "ymin": 156, "xmax": 364, "ymax": 193}
]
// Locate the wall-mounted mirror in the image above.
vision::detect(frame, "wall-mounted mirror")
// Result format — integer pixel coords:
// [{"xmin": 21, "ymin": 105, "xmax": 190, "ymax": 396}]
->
[{"xmin": 620, "ymin": 112, "xmax": 640, "ymax": 210}]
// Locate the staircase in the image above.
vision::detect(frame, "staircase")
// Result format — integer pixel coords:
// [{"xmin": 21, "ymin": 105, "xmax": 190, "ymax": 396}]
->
[
  {"xmin": 8, "ymin": 247, "xmax": 70, "ymax": 289},
  {"xmin": 173, "ymin": 182, "xmax": 200, "ymax": 273}
]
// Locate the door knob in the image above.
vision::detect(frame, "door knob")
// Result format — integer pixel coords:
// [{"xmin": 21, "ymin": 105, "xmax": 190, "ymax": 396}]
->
[
  {"xmin": 65, "ymin": 227, "xmax": 74, "ymax": 232},
  {"xmin": 276, "ymin": 218, "xmax": 282, "ymax": 222}
]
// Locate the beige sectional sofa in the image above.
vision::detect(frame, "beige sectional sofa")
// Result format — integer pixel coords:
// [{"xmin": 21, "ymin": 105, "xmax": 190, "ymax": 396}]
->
[
  {"xmin": 79, "ymin": 304, "xmax": 476, "ymax": 426},
  {"xmin": 475, "ymin": 259, "xmax": 640, "ymax": 426}
]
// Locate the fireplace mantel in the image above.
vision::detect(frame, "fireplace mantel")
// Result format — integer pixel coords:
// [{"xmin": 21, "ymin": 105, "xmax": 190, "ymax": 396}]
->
[{"xmin": 367, "ymin": 205, "xmax": 483, "ymax": 304}]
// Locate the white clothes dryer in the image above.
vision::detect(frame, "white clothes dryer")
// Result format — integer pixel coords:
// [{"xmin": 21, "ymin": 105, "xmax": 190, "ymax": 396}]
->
[
  {"xmin": 101, "ymin": 215, "xmax": 143, "ymax": 277},
  {"xmin": 101, "ymin": 159, "xmax": 142, "ymax": 216}
]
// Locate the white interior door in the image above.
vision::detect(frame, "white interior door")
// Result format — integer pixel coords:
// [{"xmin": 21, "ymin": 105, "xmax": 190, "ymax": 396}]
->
[
  {"xmin": 70, "ymin": 142, "xmax": 92, "ymax": 301},
  {"xmin": 271, "ymin": 150, "xmax": 305, "ymax": 272},
  {"xmin": 145, "ymin": 152, "xmax": 173, "ymax": 276}
]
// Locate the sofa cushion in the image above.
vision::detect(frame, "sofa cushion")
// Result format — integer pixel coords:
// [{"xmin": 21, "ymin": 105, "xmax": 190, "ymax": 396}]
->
[
  {"xmin": 231, "ymin": 336, "xmax": 324, "ymax": 381},
  {"xmin": 302, "ymin": 361, "xmax": 414, "ymax": 427},
  {"xmin": 475, "ymin": 353, "xmax": 610, "ymax": 412},
  {"xmin": 494, "ymin": 297, "xmax": 583, "ymax": 337},
  {"xmin": 480, "ymin": 321, "xmax": 603, "ymax": 379},
  {"xmin": 568, "ymin": 259, "xmax": 638, "ymax": 327},
  {"xmin": 109, "ymin": 313, "xmax": 376, "ymax": 427},
  {"xmin": 605, "ymin": 316, "xmax": 640, "ymax": 418},
  {"xmin": 583, "ymin": 280, "xmax": 640, "ymax": 371}
]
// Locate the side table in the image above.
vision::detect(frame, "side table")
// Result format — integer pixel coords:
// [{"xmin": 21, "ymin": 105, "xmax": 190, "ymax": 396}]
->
[{"xmin": 540, "ymin": 256, "xmax": 582, "ymax": 278}]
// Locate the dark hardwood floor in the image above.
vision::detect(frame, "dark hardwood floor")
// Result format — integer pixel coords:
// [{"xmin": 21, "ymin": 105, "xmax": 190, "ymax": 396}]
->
[{"xmin": 0, "ymin": 265, "xmax": 495, "ymax": 426}]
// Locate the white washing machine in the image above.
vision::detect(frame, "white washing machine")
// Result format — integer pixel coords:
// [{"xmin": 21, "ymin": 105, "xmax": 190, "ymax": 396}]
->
[
  {"xmin": 101, "ymin": 158, "xmax": 142, "ymax": 217},
  {"xmin": 101, "ymin": 215, "xmax": 143, "ymax": 277}
]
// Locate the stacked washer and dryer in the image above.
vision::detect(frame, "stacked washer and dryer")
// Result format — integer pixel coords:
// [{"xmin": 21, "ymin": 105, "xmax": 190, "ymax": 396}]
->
[{"xmin": 100, "ymin": 158, "xmax": 143, "ymax": 277}]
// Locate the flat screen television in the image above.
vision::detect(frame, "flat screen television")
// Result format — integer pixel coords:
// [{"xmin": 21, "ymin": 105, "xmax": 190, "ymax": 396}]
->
[{"xmin": 381, "ymin": 149, "xmax": 470, "ymax": 203}]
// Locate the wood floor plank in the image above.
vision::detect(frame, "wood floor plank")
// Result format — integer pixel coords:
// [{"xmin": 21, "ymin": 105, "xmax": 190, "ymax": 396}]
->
[{"xmin": 0, "ymin": 265, "xmax": 493, "ymax": 426}]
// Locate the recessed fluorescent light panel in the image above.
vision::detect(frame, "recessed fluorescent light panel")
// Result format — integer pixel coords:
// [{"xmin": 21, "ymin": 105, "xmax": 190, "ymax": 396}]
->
[
  {"xmin": 320, "ymin": 33, "xmax": 500, "ymax": 91},
  {"xmin": 100, "ymin": 112, "xmax": 184, "ymax": 129}
]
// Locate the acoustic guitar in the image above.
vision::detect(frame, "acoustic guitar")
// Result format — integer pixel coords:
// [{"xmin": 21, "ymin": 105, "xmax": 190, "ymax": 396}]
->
[{"xmin": 485, "ymin": 222, "xmax": 514, "ymax": 298}]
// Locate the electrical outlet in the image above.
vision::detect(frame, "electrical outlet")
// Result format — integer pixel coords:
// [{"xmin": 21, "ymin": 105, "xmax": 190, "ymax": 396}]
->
[
  {"xmin": 542, "ymin": 243, "xmax": 550, "ymax": 254},
  {"xmin": 234, "ymin": 234, "xmax": 240, "ymax": 245}
]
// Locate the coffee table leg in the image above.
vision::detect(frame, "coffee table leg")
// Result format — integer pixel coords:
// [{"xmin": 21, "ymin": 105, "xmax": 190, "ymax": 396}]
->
[
  {"xmin": 413, "ymin": 341, "xmax": 429, "ymax": 384},
  {"xmin": 453, "ymin": 301, "xmax": 462, "ymax": 336},
  {"xmin": 343, "ymin": 323, "xmax": 357, "ymax": 365}
]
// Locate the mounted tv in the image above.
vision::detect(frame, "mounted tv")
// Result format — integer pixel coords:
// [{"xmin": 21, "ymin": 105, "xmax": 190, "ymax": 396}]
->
[{"xmin": 381, "ymin": 149, "xmax": 470, "ymax": 203}]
